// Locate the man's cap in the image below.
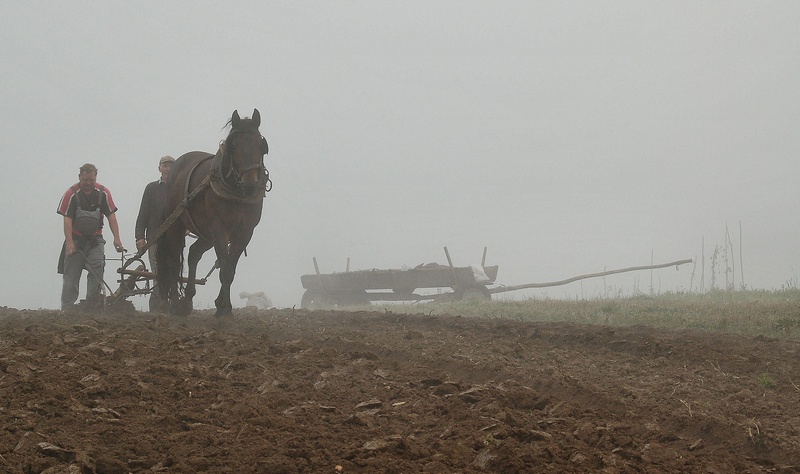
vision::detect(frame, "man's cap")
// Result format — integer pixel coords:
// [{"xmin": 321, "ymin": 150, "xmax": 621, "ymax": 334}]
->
[{"xmin": 159, "ymin": 155, "xmax": 175, "ymax": 165}]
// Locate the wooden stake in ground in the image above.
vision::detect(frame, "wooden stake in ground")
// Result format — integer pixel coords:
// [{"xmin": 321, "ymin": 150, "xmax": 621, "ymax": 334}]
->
[{"xmin": 739, "ymin": 220, "xmax": 745, "ymax": 289}]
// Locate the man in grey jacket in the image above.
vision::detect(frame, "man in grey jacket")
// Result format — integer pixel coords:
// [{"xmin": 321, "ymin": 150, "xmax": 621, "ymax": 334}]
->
[{"xmin": 135, "ymin": 155, "xmax": 174, "ymax": 311}]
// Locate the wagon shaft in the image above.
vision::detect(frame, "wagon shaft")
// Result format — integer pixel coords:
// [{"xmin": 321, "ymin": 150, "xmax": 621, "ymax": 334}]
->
[{"xmin": 488, "ymin": 259, "xmax": 693, "ymax": 294}]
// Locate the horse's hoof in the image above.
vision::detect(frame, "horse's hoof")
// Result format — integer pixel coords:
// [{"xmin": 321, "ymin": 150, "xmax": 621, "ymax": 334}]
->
[
  {"xmin": 214, "ymin": 308, "xmax": 233, "ymax": 318},
  {"xmin": 214, "ymin": 311, "xmax": 235, "ymax": 329}
]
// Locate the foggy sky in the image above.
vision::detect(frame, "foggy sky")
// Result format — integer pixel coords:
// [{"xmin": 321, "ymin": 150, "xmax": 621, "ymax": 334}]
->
[{"xmin": 1, "ymin": 1, "xmax": 798, "ymax": 310}]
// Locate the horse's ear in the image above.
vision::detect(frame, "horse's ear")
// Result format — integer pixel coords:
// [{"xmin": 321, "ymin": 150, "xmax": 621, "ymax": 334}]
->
[
  {"xmin": 261, "ymin": 136, "xmax": 269, "ymax": 155},
  {"xmin": 252, "ymin": 109, "xmax": 261, "ymax": 128},
  {"xmin": 231, "ymin": 110, "xmax": 241, "ymax": 128}
]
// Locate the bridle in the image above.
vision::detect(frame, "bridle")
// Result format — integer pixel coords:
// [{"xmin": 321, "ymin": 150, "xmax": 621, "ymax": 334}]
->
[{"xmin": 214, "ymin": 128, "xmax": 272, "ymax": 199}]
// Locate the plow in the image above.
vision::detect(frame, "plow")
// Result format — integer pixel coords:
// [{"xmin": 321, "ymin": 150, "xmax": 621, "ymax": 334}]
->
[
  {"xmin": 89, "ymin": 240, "xmax": 214, "ymax": 315},
  {"xmin": 91, "ymin": 176, "xmax": 222, "ymax": 314}
]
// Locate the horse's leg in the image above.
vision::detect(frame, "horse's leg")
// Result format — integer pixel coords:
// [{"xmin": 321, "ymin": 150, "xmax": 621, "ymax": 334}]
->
[
  {"xmin": 184, "ymin": 238, "xmax": 213, "ymax": 315},
  {"xmin": 214, "ymin": 249, "xmax": 241, "ymax": 317},
  {"xmin": 213, "ymin": 230, "xmax": 253, "ymax": 317}
]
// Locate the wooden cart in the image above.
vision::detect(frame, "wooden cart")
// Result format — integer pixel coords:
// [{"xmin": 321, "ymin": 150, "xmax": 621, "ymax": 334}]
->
[
  {"xmin": 300, "ymin": 247, "xmax": 497, "ymax": 308},
  {"xmin": 300, "ymin": 247, "xmax": 693, "ymax": 309}
]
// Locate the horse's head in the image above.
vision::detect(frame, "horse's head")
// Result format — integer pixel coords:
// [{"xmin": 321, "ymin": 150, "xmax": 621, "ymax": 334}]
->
[{"xmin": 221, "ymin": 109, "xmax": 269, "ymax": 196}]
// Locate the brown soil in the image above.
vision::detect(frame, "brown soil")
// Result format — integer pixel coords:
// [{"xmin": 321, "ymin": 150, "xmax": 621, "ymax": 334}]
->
[{"xmin": 1, "ymin": 307, "xmax": 799, "ymax": 473}]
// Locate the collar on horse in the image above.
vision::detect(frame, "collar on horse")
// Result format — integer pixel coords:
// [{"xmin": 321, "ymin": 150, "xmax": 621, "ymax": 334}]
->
[{"xmin": 208, "ymin": 136, "xmax": 272, "ymax": 204}]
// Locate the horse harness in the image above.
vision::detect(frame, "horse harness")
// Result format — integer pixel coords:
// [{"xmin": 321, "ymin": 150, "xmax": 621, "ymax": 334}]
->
[{"xmin": 127, "ymin": 135, "xmax": 271, "ymax": 263}]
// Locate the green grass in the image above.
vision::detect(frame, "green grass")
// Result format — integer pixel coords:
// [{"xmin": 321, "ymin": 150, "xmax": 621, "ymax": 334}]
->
[
  {"xmin": 342, "ymin": 289, "xmax": 800, "ymax": 339},
  {"xmin": 758, "ymin": 373, "xmax": 775, "ymax": 389}
]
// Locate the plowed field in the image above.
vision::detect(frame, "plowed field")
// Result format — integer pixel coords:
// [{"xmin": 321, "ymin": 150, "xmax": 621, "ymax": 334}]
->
[{"xmin": 1, "ymin": 307, "xmax": 799, "ymax": 473}]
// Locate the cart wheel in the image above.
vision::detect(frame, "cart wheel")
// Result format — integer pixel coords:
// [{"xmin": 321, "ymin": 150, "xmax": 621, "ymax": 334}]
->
[
  {"xmin": 301, "ymin": 289, "xmax": 332, "ymax": 309},
  {"xmin": 456, "ymin": 286, "xmax": 491, "ymax": 302},
  {"xmin": 335, "ymin": 290, "xmax": 370, "ymax": 307}
]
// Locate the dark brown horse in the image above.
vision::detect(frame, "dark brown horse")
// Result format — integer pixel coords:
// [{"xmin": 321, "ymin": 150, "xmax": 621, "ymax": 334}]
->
[{"xmin": 157, "ymin": 109, "xmax": 269, "ymax": 316}]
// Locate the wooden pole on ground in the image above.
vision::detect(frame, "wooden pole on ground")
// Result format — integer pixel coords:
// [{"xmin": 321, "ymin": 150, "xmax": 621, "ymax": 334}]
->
[{"xmin": 489, "ymin": 259, "xmax": 693, "ymax": 294}]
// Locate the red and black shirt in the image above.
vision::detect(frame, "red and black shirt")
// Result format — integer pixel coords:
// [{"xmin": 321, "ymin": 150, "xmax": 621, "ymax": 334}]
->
[{"xmin": 57, "ymin": 183, "xmax": 118, "ymax": 237}]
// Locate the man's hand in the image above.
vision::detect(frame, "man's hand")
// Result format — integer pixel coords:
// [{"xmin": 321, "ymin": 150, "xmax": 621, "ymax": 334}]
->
[
  {"xmin": 66, "ymin": 240, "xmax": 76, "ymax": 256},
  {"xmin": 114, "ymin": 238, "xmax": 126, "ymax": 253},
  {"xmin": 136, "ymin": 238, "xmax": 146, "ymax": 251}
]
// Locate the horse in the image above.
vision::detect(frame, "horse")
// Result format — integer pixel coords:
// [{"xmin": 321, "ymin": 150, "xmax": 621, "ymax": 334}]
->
[{"xmin": 156, "ymin": 109, "xmax": 270, "ymax": 317}]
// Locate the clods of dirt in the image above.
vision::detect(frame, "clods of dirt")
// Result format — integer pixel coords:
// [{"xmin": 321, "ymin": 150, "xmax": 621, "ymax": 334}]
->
[{"xmin": 0, "ymin": 307, "xmax": 799, "ymax": 473}]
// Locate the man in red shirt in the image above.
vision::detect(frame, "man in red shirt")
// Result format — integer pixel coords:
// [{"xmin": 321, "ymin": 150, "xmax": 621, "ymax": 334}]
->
[{"xmin": 57, "ymin": 163, "xmax": 125, "ymax": 311}]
